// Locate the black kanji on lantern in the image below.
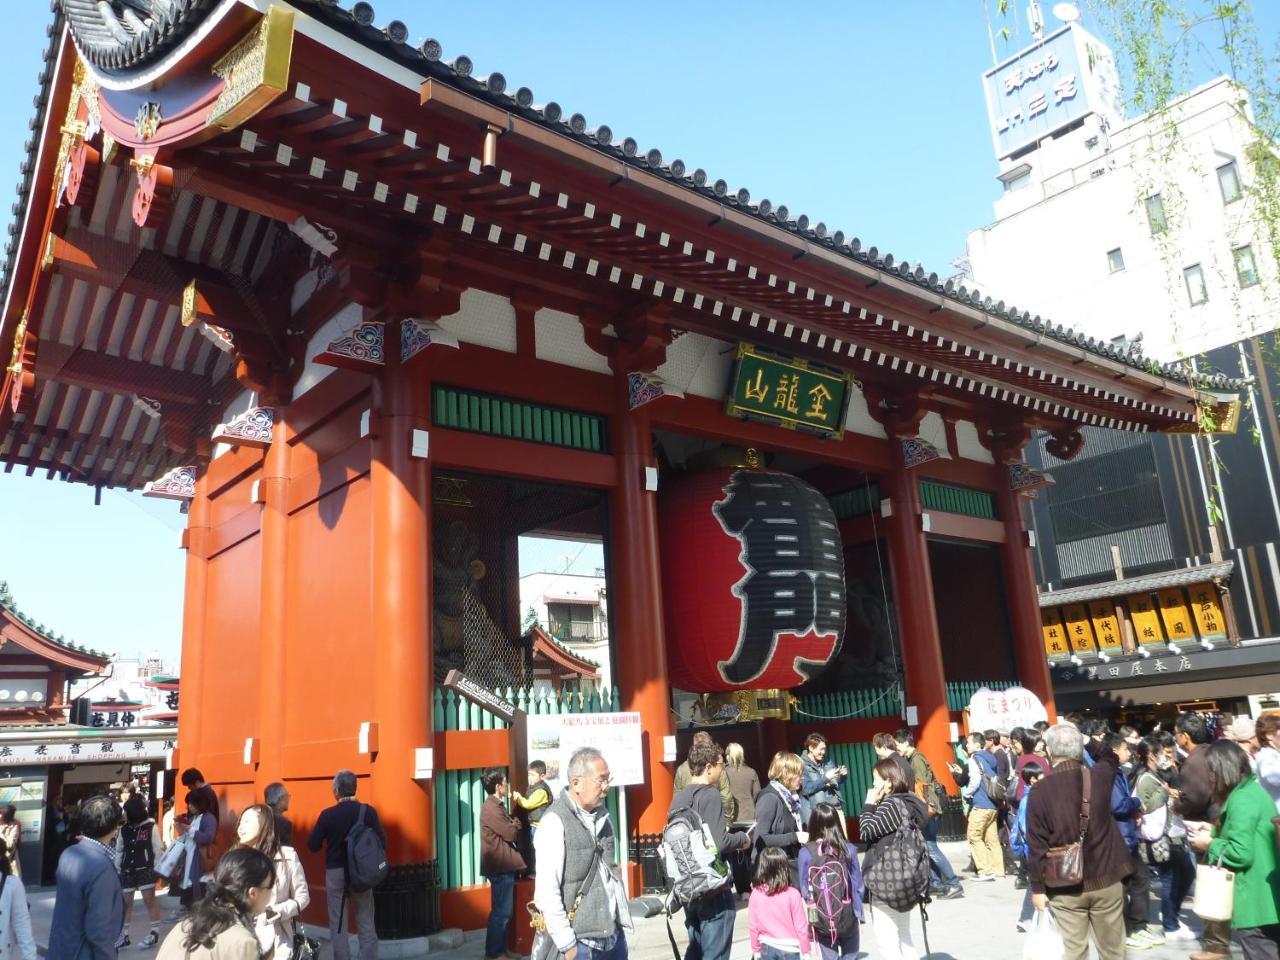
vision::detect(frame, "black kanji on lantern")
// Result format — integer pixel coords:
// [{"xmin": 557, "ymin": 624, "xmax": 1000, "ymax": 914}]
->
[{"xmin": 712, "ymin": 471, "xmax": 845, "ymax": 684}]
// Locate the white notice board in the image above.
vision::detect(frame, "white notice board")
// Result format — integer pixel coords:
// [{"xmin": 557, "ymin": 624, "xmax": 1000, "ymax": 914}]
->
[{"xmin": 526, "ymin": 711, "xmax": 645, "ymax": 788}]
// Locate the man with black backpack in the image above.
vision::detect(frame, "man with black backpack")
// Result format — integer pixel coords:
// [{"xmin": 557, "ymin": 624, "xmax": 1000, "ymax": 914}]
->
[
  {"xmin": 665, "ymin": 739, "xmax": 750, "ymax": 960},
  {"xmin": 308, "ymin": 770, "xmax": 387, "ymax": 960}
]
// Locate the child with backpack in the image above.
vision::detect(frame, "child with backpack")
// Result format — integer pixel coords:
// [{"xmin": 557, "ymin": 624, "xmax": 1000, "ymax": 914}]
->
[
  {"xmin": 748, "ymin": 846, "xmax": 811, "ymax": 960},
  {"xmin": 797, "ymin": 802, "xmax": 863, "ymax": 960},
  {"xmin": 859, "ymin": 758, "xmax": 932, "ymax": 960}
]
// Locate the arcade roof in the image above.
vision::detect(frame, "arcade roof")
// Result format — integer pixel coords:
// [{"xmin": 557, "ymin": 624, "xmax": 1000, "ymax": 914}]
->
[
  {"xmin": 1038, "ymin": 559, "xmax": 1235, "ymax": 607},
  {"xmin": 0, "ymin": 2, "xmax": 1224, "ymax": 490}
]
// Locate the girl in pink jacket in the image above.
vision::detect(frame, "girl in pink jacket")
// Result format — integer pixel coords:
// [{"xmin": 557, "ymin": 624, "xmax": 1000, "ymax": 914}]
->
[{"xmin": 748, "ymin": 846, "xmax": 811, "ymax": 960}]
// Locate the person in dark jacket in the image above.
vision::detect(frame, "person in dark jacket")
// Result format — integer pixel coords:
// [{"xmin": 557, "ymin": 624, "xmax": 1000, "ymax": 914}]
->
[
  {"xmin": 480, "ymin": 767, "xmax": 526, "ymax": 960},
  {"xmin": 752, "ymin": 752, "xmax": 809, "ymax": 869},
  {"xmin": 264, "ymin": 782, "xmax": 294, "ymax": 847},
  {"xmin": 799, "ymin": 734, "xmax": 848, "ymax": 823},
  {"xmin": 1174, "ymin": 711, "xmax": 1230, "ymax": 960},
  {"xmin": 307, "ymin": 770, "xmax": 386, "ymax": 960},
  {"xmin": 48, "ymin": 794, "xmax": 124, "ymax": 960},
  {"xmin": 1028, "ymin": 724, "xmax": 1133, "ymax": 960},
  {"xmin": 858, "ymin": 758, "xmax": 930, "ymax": 959},
  {"xmin": 669, "ymin": 740, "xmax": 750, "ymax": 960},
  {"xmin": 798, "ymin": 802, "xmax": 864, "ymax": 960}
]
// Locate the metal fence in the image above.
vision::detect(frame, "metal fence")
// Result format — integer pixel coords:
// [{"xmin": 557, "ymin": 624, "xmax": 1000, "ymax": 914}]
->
[{"xmin": 432, "ymin": 685, "xmax": 624, "ymax": 890}]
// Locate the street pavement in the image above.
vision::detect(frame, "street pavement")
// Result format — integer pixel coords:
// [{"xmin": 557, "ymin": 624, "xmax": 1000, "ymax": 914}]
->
[{"xmin": 22, "ymin": 842, "xmax": 1244, "ymax": 959}]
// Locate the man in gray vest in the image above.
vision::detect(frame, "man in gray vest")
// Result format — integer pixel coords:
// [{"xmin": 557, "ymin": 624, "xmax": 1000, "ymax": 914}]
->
[{"xmin": 532, "ymin": 747, "xmax": 632, "ymax": 960}]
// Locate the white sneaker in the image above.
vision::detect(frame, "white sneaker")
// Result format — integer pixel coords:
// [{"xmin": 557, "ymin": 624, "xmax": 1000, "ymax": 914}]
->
[
  {"xmin": 1138, "ymin": 928, "xmax": 1165, "ymax": 946},
  {"xmin": 971, "ymin": 874, "xmax": 996, "ymax": 882},
  {"xmin": 1123, "ymin": 933, "xmax": 1151, "ymax": 950},
  {"xmin": 1165, "ymin": 924, "xmax": 1198, "ymax": 941}
]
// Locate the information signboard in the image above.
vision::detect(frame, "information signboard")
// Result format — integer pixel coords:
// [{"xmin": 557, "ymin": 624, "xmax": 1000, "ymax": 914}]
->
[
  {"xmin": 526, "ymin": 711, "xmax": 644, "ymax": 788},
  {"xmin": 726, "ymin": 344, "xmax": 853, "ymax": 438},
  {"xmin": 982, "ymin": 24, "xmax": 1124, "ymax": 159}
]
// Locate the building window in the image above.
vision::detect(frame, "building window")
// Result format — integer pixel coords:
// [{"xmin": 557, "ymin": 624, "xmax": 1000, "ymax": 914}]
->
[
  {"xmin": 1107, "ymin": 248, "xmax": 1125, "ymax": 273},
  {"xmin": 1184, "ymin": 264, "xmax": 1208, "ymax": 305},
  {"xmin": 1235, "ymin": 244, "xmax": 1259, "ymax": 288},
  {"xmin": 1145, "ymin": 194, "xmax": 1167, "ymax": 235},
  {"xmin": 1047, "ymin": 443, "xmax": 1166, "ymax": 545},
  {"xmin": 546, "ymin": 602, "xmax": 601, "ymax": 642},
  {"xmin": 1218, "ymin": 161, "xmax": 1242, "ymax": 204}
]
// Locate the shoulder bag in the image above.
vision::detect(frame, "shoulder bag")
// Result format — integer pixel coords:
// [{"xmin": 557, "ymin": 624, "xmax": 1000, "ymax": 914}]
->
[
  {"xmin": 1042, "ymin": 767, "xmax": 1090, "ymax": 888},
  {"xmin": 528, "ymin": 825, "xmax": 604, "ymax": 960}
]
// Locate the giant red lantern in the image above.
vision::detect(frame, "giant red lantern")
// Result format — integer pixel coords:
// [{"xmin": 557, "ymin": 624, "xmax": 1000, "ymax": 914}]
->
[{"xmin": 658, "ymin": 466, "xmax": 846, "ymax": 692}]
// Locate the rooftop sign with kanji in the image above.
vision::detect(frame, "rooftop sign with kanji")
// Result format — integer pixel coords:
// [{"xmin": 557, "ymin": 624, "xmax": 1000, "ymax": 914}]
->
[{"xmin": 726, "ymin": 344, "xmax": 854, "ymax": 438}]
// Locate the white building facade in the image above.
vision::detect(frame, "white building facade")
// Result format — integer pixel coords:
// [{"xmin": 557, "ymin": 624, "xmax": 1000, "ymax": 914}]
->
[
  {"xmin": 518, "ymin": 572, "xmax": 611, "ymax": 692},
  {"xmin": 966, "ymin": 22, "xmax": 1276, "ymax": 360}
]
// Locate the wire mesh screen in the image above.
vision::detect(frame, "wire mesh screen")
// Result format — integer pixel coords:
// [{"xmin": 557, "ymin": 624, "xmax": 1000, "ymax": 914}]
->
[{"xmin": 432, "ymin": 471, "xmax": 608, "ymax": 690}]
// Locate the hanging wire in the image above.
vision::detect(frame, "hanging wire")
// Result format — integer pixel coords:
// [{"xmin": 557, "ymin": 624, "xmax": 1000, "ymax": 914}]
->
[{"xmin": 792, "ymin": 474, "xmax": 906, "ymax": 721}]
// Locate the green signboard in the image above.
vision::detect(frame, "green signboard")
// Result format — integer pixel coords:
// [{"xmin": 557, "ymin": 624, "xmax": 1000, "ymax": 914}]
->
[{"xmin": 725, "ymin": 344, "xmax": 855, "ymax": 438}]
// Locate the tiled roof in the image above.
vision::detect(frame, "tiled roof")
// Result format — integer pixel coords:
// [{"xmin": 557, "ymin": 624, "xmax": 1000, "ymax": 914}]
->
[
  {"xmin": 60, "ymin": 0, "xmax": 218, "ymax": 72},
  {"xmin": 18, "ymin": 1, "xmax": 1239, "ymax": 394},
  {"xmin": 0, "ymin": 580, "xmax": 108, "ymax": 659},
  {"xmin": 1038, "ymin": 559, "xmax": 1235, "ymax": 607}
]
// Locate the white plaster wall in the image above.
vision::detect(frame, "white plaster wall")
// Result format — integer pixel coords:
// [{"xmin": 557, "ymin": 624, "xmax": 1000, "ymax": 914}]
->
[
  {"xmin": 954, "ymin": 420, "xmax": 994, "ymax": 463},
  {"xmin": 656, "ymin": 333, "xmax": 734, "ymax": 399},
  {"xmin": 436, "ymin": 289, "xmax": 518, "ymax": 353},
  {"xmin": 843, "ymin": 386, "xmax": 887, "ymax": 439},
  {"xmin": 294, "ymin": 302, "xmax": 361, "ymax": 398},
  {"xmin": 534, "ymin": 309, "xmax": 612, "ymax": 374},
  {"xmin": 918, "ymin": 411, "xmax": 951, "ymax": 458},
  {"xmin": 212, "ymin": 388, "xmax": 255, "ymax": 459}
]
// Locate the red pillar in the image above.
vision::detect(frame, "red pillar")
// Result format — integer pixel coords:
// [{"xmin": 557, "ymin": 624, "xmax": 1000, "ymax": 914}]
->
[
  {"xmin": 255, "ymin": 412, "xmax": 291, "ymax": 796},
  {"xmin": 997, "ymin": 481, "xmax": 1057, "ymax": 720},
  {"xmin": 176, "ymin": 473, "xmax": 210, "ymax": 774},
  {"xmin": 369, "ymin": 323, "xmax": 434, "ymax": 863},
  {"xmin": 610, "ymin": 392, "xmax": 674, "ymax": 836},
  {"xmin": 883, "ymin": 445, "xmax": 952, "ymax": 785}
]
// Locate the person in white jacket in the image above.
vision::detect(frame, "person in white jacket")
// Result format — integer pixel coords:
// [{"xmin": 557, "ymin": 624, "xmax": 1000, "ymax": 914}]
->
[
  {"xmin": 0, "ymin": 836, "xmax": 36, "ymax": 960},
  {"xmin": 235, "ymin": 803, "xmax": 310, "ymax": 960}
]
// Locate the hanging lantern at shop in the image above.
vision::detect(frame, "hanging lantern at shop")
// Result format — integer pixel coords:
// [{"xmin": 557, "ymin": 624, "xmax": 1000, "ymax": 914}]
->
[{"xmin": 658, "ymin": 464, "xmax": 846, "ymax": 692}]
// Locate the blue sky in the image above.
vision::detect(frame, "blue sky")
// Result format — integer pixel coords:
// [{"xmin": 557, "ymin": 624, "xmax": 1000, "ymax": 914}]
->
[{"xmin": 0, "ymin": 1, "xmax": 1273, "ymax": 663}]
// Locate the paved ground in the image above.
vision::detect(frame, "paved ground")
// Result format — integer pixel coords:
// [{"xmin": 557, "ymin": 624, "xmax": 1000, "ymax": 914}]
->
[{"xmin": 22, "ymin": 843, "xmax": 1244, "ymax": 959}]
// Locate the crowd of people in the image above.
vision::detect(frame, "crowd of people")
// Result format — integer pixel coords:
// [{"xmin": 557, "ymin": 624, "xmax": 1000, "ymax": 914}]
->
[
  {"xmin": 11, "ymin": 708, "xmax": 1280, "ymax": 960},
  {"xmin": 494, "ymin": 713, "xmax": 1280, "ymax": 960},
  {"xmin": 32, "ymin": 767, "xmax": 385, "ymax": 960}
]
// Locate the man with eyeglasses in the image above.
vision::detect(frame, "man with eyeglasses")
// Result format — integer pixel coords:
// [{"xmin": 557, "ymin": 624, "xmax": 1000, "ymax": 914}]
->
[{"xmin": 532, "ymin": 747, "xmax": 632, "ymax": 960}]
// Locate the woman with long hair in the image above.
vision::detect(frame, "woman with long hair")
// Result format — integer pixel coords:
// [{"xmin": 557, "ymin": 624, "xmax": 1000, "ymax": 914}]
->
[
  {"xmin": 116, "ymin": 795, "xmax": 164, "ymax": 948},
  {"xmin": 798, "ymin": 802, "xmax": 863, "ymax": 960},
  {"xmin": 752, "ymin": 752, "xmax": 808, "ymax": 869},
  {"xmin": 0, "ymin": 806, "xmax": 19, "ymax": 878},
  {"xmin": 157, "ymin": 847, "xmax": 276, "ymax": 960},
  {"xmin": 859, "ymin": 757, "xmax": 930, "ymax": 960},
  {"xmin": 0, "ymin": 836, "xmax": 36, "ymax": 960},
  {"xmin": 1188, "ymin": 740, "xmax": 1280, "ymax": 959},
  {"xmin": 234, "ymin": 804, "xmax": 310, "ymax": 959},
  {"xmin": 724, "ymin": 743, "xmax": 761, "ymax": 898},
  {"xmin": 1130, "ymin": 738, "xmax": 1195, "ymax": 941},
  {"xmin": 182, "ymin": 790, "xmax": 219, "ymax": 903}
]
